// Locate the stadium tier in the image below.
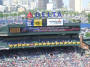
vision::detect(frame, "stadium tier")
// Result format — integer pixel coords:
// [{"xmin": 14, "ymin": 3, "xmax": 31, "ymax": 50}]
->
[
  {"xmin": 0, "ymin": 18, "xmax": 80, "ymax": 49},
  {"xmin": 0, "ymin": 47, "xmax": 90, "ymax": 67},
  {"xmin": 0, "ymin": 34, "xmax": 80, "ymax": 49},
  {"xmin": 0, "ymin": 22, "xmax": 80, "ymax": 36}
]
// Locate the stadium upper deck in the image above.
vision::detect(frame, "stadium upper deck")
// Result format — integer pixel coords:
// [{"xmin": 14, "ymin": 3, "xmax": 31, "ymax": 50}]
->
[
  {"xmin": 0, "ymin": 22, "xmax": 80, "ymax": 36},
  {"xmin": 0, "ymin": 12, "xmax": 81, "ymax": 50},
  {"xmin": 0, "ymin": 21, "xmax": 81, "ymax": 50},
  {"xmin": 0, "ymin": 17, "xmax": 89, "ymax": 50}
]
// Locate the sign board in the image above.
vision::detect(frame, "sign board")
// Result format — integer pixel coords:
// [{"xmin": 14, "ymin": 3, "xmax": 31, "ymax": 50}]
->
[
  {"xmin": 27, "ymin": 11, "xmax": 61, "ymax": 18},
  {"xmin": 9, "ymin": 28, "xmax": 21, "ymax": 33},
  {"xmin": 47, "ymin": 18, "xmax": 63, "ymax": 26},
  {"xmin": 27, "ymin": 12, "xmax": 33, "ymax": 18},
  {"xmin": 26, "ymin": 19, "xmax": 34, "ymax": 26},
  {"xmin": 34, "ymin": 19, "xmax": 42, "ymax": 26}
]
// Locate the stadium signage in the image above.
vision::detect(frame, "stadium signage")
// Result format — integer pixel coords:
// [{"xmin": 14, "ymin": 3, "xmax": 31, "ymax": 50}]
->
[
  {"xmin": 27, "ymin": 11, "xmax": 62, "ymax": 18},
  {"xmin": 47, "ymin": 18, "xmax": 63, "ymax": 26},
  {"xmin": 34, "ymin": 19, "xmax": 42, "ymax": 26},
  {"xmin": 26, "ymin": 19, "xmax": 34, "ymax": 26}
]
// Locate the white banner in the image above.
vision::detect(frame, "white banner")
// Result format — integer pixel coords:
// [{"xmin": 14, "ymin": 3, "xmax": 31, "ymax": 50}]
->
[{"xmin": 47, "ymin": 18, "xmax": 63, "ymax": 26}]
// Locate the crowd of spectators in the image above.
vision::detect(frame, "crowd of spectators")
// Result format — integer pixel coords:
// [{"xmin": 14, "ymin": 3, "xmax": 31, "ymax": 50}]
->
[{"xmin": 0, "ymin": 46, "xmax": 90, "ymax": 67}]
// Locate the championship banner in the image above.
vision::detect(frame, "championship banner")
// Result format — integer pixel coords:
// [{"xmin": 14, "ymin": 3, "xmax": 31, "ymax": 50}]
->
[
  {"xmin": 34, "ymin": 19, "xmax": 42, "ymax": 26},
  {"xmin": 47, "ymin": 18, "xmax": 63, "ymax": 26}
]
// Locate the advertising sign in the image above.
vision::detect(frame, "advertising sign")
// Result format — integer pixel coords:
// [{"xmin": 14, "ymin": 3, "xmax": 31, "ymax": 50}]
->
[
  {"xmin": 9, "ymin": 28, "xmax": 21, "ymax": 33},
  {"xmin": 35, "ymin": 11, "xmax": 62, "ymax": 18},
  {"xmin": 27, "ymin": 11, "xmax": 62, "ymax": 18},
  {"xmin": 47, "ymin": 18, "xmax": 63, "ymax": 26},
  {"xmin": 21, "ymin": 27, "xmax": 40, "ymax": 33},
  {"xmin": 27, "ymin": 12, "xmax": 33, "ymax": 18},
  {"xmin": 26, "ymin": 19, "xmax": 34, "ymax": 26},
  {"xmin": 34, "ymin": 19, "xmax": 42, "ymax": 26}
]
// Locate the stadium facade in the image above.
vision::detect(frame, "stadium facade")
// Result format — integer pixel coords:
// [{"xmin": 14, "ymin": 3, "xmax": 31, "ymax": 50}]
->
[
  {"xmin": 0, "ymin": 18, "xmax": 81, "ymax": 49},
  {"xmin": 0, "ymin": 11, "xmax": 89, "ymax": 50}
]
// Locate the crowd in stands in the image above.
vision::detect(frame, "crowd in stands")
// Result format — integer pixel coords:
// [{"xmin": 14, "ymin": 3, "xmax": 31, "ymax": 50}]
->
[
  {"xmin": 0, "ymin": 35, "xmax": 89, "ymax": 67},
  {"xmin": 0, "ymin": 47, "xmax": 90, "ymax": 67}
]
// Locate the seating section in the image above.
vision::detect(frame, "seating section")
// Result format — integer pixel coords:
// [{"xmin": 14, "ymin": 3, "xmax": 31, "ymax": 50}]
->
[
  {"xmin": 8, "ymin": 37, "xmax": 80, "ymax": 48},
  {"xmin": 8, "ymin": 40, "xmax": 80, "ymax": 48},
  {"xmin": 0, "ymin": 47, "xmax": 89, "ymax": 67}
]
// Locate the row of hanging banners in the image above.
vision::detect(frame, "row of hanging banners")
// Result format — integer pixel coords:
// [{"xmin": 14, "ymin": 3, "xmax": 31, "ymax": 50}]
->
[
  {"xmin": 0, "ymin": 18, "xmax": 63, "ymax": 26},
  {"xmin": 26, "ymin": 18, "xmax": 63, "ymax": 27}
]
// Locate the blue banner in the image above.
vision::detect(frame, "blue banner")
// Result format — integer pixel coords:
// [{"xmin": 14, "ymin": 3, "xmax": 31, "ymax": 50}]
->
[{"xmin": 25, "ymin": 19, "xmax": 34, "ymax": 26}]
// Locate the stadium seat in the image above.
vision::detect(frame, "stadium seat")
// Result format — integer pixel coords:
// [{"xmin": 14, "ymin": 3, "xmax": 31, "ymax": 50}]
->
[
  {"xmin": 43, "ymin": 42, "xmax": 46, "ymax": 45},
  {"xmin": 73, "ymin": 42, "xmax": 77, "ymax": 44},
  {"xmin": 77, "ymin": 42, "xmax": 80, "ymax": 44},
  {"xmin": 60, "ymin": 42, "xmax": 63, "ymax": 45},
  {"xmin": 52, "ymin": 42, "xmax": 55, "ymax": 45},
  {"xmin": 55, "ymin": 41, "xmax": 60, "ymax": 45},
  {"xmin": 39, "ymin": 43, "xmax": 42, "ymax": 46},
  {"xmin": 26, "ymin": 43, "xmax": 29, "ymax": 46},
  {"xmin": 22, "ymin": 44, "xmax": 26, "ymax": 47},
  {"xmin": 9, "ymin": 44, "xmax": 13, "ymax": 48},
  {"xmin": 18, "ymin": 44, "xmax": 22, "ymax": 47},
  {"xmin": 35, "ymin": 43, "xmax": 39, "ymax": 46},
  {"xmin": 68, "ymin": 42, "xmax": 73, "ymax": 44},
  {"xmin": 64, "ymin": 42, "xmax": 68, "ymax": 45},
  {"xmin": 14, "ymin": 44, "xmax": 17, "ymax": 48}
]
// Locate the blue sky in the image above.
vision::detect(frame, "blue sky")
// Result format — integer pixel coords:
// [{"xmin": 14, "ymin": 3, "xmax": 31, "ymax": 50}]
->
[{"xmin": 50, "ymin": 0, "xmax": 90, "ymax": 9}]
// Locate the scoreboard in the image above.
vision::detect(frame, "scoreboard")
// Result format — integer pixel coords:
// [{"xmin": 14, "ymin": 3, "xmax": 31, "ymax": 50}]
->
[{"xmin": 9, "ymin": 28, "xmax": 21, "ymax": 33}]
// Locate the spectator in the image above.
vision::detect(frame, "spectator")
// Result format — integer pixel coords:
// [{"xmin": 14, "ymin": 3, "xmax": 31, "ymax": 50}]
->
[{"xmin": 0, "ymin": 47, "xmax": 89, "ymax": 67}]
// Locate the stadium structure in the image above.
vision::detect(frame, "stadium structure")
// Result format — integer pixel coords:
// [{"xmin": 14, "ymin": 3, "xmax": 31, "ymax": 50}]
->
[{"xmin": 0, "ymin": 12, "xmax": 89, "ymax": 51}]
